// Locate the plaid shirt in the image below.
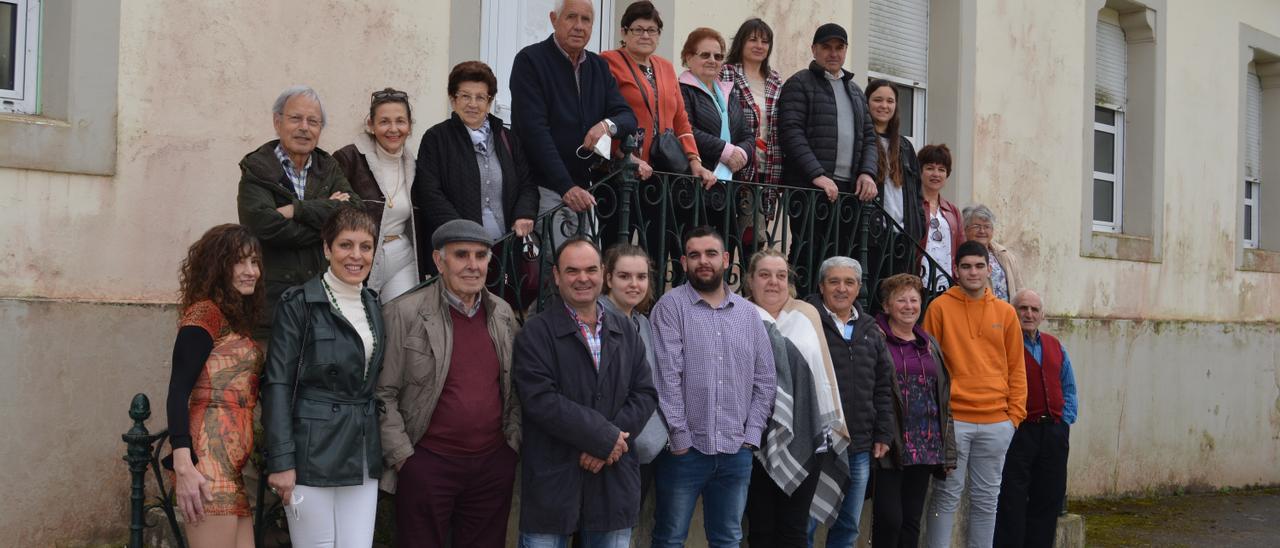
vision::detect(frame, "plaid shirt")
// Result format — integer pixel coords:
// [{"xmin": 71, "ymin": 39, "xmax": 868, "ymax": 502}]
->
[
  {"xmin": 651, "ymin": 284, "xmax": 777, "ymax": 454},
  {"xmin": 566, "ymin": 303, "xmax": 604, "ymax": 369},
  {"xmin": 273, "ymin": 143, "xmax": 312, "ymax": 198},
  {"xmin": 721, "ymin": 63, "xmax": 783, "ymax": 186}
]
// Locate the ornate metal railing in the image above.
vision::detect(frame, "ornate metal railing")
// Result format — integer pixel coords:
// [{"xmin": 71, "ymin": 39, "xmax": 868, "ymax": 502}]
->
[
  {"xmin": 420, "ymin": 159, "xmax": 953, "ymax": 317},
  {"xmin": 121, "ymin": 394, "xmax": 186, "ymax": 548}
]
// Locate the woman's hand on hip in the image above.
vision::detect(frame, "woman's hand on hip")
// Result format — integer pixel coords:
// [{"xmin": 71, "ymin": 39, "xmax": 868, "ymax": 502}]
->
[{"xmin": 172, "ymin": 448, "xmax": 211, "ymax": 524}]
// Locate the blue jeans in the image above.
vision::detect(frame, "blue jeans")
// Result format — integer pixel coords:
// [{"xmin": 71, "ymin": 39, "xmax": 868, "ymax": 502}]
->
[
  {"xmin": 519, "ymin": 529, "xmax": 632, "ymax": 548},
  {"xmin": 651, "ymin": 447, "xmax": 753, "ymax": 548},
  {"xmin": 809, "ymin": 451, "xmax": 871, "ymax": 547}
]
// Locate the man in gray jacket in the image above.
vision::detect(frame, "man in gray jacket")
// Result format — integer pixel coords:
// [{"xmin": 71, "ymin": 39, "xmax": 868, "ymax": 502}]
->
[{"xmin": 376, "ymin": 219, "xmax": 521, "ymax": 548}]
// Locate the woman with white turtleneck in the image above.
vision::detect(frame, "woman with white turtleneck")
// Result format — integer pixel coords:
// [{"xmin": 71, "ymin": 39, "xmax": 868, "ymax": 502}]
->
[
  {"xmin": 334, "ymin": 87, "xmax": 419, "ymax": 303},
  {"xmin": 262, "ymin": 207, "xmax": 387, "ymax": 547}
]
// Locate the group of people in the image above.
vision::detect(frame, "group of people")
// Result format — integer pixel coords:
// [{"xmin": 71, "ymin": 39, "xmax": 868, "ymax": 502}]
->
[{"xmin": 163, "ymin": 1, "xmax": 1079, "ymax": 547}]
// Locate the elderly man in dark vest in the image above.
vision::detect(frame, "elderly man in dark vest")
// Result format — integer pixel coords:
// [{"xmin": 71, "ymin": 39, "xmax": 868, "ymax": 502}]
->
[{"xmin": 994, "ymin": 289, "xmax": 1079, "ymax": 548}]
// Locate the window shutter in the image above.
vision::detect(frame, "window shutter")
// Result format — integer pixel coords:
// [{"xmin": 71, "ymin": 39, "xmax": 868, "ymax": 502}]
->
[
  {"xmin": 1095, "ymin": 19, "xmax": 1127, "ymax": 109},
  {"xmin": 1246, "ymin": 70, "xmax": 1262, "ymax": 181},
  {"xmin": 869, "ymin": 0, "xmax": 929, "ymax": 85}
]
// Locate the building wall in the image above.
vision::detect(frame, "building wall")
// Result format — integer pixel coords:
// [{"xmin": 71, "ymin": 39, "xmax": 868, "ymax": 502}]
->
[{"xmin": 2, "ymin": 0, "xmax": 1279, "ymax": 544}]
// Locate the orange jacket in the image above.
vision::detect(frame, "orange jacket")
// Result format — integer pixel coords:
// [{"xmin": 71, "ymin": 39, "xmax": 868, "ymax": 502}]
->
[
  {"xmin": 922, "ymin": 286, "xmax": 1027, "ymax": 426},
  {"xmin": 602, "ymin": 49, "xmax": 698, "ymax": 162}
]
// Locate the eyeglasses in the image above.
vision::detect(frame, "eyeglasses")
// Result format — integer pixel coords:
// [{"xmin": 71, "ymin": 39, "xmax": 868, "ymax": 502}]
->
[
  {"xmin": 372, "ymin": 89, "xmax": 408, "ymax": 100},
  {"xmin": 930, "ymin": 218, "xmax": 944, "ymax": 242},
  {"xmin": 283, "ymin": 114, "xmax": 323, "ymax": 128},
  {"xmin": 453, "ymin": 93, "xmax": 492, "ymax": 105},
  {"xmin": 966, "ymin": 223, "xmax": 993, "ymax": 233},
  {"xmin": 627, "ymin": 26, "xmax": 661, "ymax": 36},
  {"xmin": 694, "ymin": 51, "xmax": 725, "ymax": 61}
]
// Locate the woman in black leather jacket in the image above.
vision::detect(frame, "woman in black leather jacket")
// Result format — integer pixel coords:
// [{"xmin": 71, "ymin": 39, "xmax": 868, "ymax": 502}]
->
[{"xmin": 263, "ymin": 206, "xmax": 386, "ymax": 547}]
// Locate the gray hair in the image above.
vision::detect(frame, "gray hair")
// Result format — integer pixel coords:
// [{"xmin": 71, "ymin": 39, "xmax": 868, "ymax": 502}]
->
[
  {"xmin": 818, "ymin": 256, "xmax": 862, "ymax": 282},
  {"xmin": 271, "ymin": 85, "xmax": 326, "ymax": 127},
  {"xmin": 553, "ymin": 0, "xmax": 592, "ymax": 17},
  {"xmin": 1012, "ymin": 288, "xmax": 1042, "ymax": 308},
  {"xmin": 962, "ymin": 204, "xmax": 996, "ymax": 227}
]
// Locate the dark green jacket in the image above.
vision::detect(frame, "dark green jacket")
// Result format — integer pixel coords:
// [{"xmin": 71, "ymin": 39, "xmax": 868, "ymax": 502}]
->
[
  {"xmin": 262, "ymin": 275, "xmax": 385, "ymax": 487},
  {"xmin": 236, "ymin": 140, "xmax": 361, "ymax": 333}
]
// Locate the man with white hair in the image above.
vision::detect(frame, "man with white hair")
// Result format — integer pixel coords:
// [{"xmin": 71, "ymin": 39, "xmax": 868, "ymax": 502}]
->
[
  {"xmin": 994, "ymin": 289, "xmax": 1078, "ymax": 548},
  {"xmin": 510, "ymin": 0, "xmax": 636, "ymax": 245},
  {"xmin": 237, "ymin": 85, "xmax": 359, "ymax": 339},
  {"xmin": 803, "ymin": 255, "xmax": 895, "ymax": 547}
]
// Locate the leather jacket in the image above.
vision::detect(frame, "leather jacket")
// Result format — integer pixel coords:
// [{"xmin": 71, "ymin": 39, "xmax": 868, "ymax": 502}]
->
[{"xmin": 262, "ymin": 274, "xmax": 385, "ymax": 486}]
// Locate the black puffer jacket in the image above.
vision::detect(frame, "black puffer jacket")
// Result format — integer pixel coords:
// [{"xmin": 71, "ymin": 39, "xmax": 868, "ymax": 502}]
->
[
  {"xmin": 803, "ymin": 295, "xmax": 896, "ymax": 453},
  {"xmin": 679, "ymin": 75, "xmax": 754, "ymax": 177},
  {"xmin": 778, "ymin": 62, "xmax": 878, "ymax": 190}
]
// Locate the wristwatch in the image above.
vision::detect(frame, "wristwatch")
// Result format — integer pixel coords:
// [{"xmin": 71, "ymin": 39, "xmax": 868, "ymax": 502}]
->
[{"xmin": 602, "ymin": 118, "xmax": 617, "ymax": 136}]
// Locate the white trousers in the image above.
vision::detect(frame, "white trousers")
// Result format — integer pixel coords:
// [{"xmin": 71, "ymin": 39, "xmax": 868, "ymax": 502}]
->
[
  {"xmin": 369, "ymin": 237, "xmax": 418, "ymax": 303},
  {"xmin": 287, "ymin": 473, "xmax": 379, "ymax": 548},
  {"xmin": 925, "ymin": 419, "xmax": 1016, "ymax": 548}
]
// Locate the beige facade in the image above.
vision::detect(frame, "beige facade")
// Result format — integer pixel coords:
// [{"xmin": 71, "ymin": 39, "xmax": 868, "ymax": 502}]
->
[{"xmin": 2, "ymin": 0, "xmax": 1278, "ymax": 544}]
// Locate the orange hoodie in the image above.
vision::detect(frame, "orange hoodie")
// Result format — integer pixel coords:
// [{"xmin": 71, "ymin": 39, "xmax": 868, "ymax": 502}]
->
[{"xmin": 923, "ymin": 286, "xmax": 1027, "ymax": 426}]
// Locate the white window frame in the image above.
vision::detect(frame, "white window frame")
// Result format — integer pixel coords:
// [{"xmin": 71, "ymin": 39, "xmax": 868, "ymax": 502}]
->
[
  {"xmin": 0, "ymin": 0, "xmax": 39, "ymax": 114},
  {"xmin": 867, "ymin": 71, "xmax": 926, "ymax": 149},
  {"xmin": 1244, "ymin": 180, "xmax": 1260, "ymax": 249},
  {"xmin": 1093, "ymin": 106, "xmax": 1124, "ymax": 232},
  {"xmin": 480, "ymin": 0, "xmax": 613, "ymax": 121}
]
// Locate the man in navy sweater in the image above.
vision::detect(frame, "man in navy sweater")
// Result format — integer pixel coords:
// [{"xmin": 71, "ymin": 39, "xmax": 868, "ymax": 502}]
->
[{"xmin": 510, "ymin": 0, "xmax": 636, "ymax": 245}]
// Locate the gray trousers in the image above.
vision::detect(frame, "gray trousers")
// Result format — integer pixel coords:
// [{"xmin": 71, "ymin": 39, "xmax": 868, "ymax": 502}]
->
[
  {"xmin": 537, "ymin": 186, "xmax": 597, "ymax": 251},
  {"xmin": 925, "ymin": 419, "xmax": 1017, "ymax": 548}
]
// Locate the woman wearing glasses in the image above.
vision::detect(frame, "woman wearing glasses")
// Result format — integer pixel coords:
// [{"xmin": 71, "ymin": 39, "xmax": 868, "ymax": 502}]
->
[
  {"xmin": 917, "ymin": 144, "xmax": 963, "ymax": 286},
  {"xmin": 961, "ymin": 204, "xmax": 1022, "ymax": 302},
  {"xmin": 679, "ymin": 27, "xmax": 754, "ymax": 182},
  {"xmin": 412, "ymin": 61, "xmax": 540, "ymax": 275},
  {"xmin": 334, "ymin": 88, "xmax": 419, "ymax": 302}
]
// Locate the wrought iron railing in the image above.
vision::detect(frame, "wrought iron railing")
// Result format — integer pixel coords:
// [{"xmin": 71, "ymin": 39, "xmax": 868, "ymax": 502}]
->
[
  {"xmin": 420, "ymin": 160, "xmax": 953, "ymax": 317},
  {"xmin": 121, "ymin": 394, "xmax": 186, "ymax": 548}
]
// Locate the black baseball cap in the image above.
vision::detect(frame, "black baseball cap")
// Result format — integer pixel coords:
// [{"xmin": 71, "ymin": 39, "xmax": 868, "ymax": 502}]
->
[{"xmin": 813, "ymin": 23, "xmax": 848, "ymax": 45}]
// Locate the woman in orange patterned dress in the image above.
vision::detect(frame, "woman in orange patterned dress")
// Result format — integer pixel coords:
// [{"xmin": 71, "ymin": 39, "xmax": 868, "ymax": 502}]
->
[{"xmin": 165, "ymin": 224, "xmax": 265, "ymax": 547}]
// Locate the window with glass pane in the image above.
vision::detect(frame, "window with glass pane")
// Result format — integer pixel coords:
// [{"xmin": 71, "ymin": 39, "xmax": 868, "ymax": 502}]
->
[
  {"xmin": 1, "ymin": 2, "xmax": 16, "ymax": 91},
  {"xmin": 1092, "ymin": 106, "xmax": 1123, "ymax": 230},
  {"xmin": 898, "ymin": 85, "xmax": 914, "ymax": 138},
  {"xmin": 1244, "ymin": 181, "xmax": 1259, "ymax": 248}
]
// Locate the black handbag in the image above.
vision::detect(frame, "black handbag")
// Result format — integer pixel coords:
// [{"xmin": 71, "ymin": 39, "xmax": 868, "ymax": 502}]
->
[{"xmin": 622, "ymin": 55, "xmax": 690, "ymax": 174}]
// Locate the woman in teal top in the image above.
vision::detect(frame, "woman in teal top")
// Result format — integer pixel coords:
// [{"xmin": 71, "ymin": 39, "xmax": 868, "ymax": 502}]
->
[{"xmin": 678, "ymin": 27, "xmax": 754, "ymax": 181}]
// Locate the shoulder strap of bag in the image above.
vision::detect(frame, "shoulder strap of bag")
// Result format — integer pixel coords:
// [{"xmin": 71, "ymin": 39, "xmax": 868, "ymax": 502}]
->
[{"xmin": 621, "ymin": 53, "xmax": 661, "ymax": 135}]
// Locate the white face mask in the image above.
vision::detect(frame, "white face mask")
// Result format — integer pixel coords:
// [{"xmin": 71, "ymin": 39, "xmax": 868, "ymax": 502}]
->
[{"xmin": 576, "ymin": 134, "xmax": 613, "ymax": 161}]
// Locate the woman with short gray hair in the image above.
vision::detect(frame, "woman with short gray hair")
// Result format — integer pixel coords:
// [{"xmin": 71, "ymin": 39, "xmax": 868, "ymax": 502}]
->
[{"xmin": 962, "ymin": 204, "xmax": 1022, "ymax": 302}]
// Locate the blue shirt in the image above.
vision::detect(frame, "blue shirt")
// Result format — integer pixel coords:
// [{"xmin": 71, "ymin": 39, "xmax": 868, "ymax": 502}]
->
[{"xmin": 1023, "ymin": 331, "xmax": 1079, "ymax": 424}]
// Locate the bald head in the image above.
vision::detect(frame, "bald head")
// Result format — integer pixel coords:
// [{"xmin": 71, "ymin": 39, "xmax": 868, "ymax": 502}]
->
[{"xmin": 1013, "ymin": 289, "xmax": 1044, "ymax": 335}]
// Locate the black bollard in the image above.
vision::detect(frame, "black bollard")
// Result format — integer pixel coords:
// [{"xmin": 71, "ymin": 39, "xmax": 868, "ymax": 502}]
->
[{"xmin": 122, "ymin": 393, "xmax": 153, "ymax": 548}]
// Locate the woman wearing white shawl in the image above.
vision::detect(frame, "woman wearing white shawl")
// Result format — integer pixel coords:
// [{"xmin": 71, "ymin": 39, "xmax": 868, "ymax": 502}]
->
[{"xmin": 743, "ymin": 249, "xmax": 851, "ymax": 547}]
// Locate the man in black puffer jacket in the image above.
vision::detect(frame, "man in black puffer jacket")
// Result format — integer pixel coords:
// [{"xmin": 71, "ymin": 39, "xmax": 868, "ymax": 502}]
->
[
  {"xmin": 803, "ymin": 255, "xmax": 895, "ymax": 546},
  {"xmin": 778, "ymin": 24, "xmax": 879, "ymax": 283}
]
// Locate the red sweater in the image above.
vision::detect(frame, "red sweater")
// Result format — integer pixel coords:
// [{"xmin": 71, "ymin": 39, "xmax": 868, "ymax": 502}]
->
[
  {"xmin": 418, "ymin": 307, "xmax": 504, "ymax": 456},
  {"xmin": 602, "ymin": 49, "xmax": 699, "ymax": 162}
]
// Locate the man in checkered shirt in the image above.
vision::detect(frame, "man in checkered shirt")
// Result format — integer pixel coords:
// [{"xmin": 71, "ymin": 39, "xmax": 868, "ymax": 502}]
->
[{"xmin": 650, "ymin": 225, "xmax": 777, "ymax": 547}]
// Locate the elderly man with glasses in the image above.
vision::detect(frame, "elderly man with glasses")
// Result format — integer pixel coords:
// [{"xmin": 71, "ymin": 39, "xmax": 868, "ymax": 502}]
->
[{"xmin": 237, "ymin": 85, "xmax": 360, "ymax": 341}]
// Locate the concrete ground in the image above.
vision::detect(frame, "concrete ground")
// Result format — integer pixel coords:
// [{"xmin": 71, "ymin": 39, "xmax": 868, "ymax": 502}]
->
[{"xmin": 1073, "ymin": 487, "xmax": 1280, "ymax": 547}]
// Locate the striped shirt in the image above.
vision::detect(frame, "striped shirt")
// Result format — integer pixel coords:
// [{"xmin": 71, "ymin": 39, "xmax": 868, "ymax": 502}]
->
[
  {"xmin": 651, "ymin": 284, "xmax": 776, "ymax": 454},
  {"xmin": 566, "ymin": 303, "xmax": 604, "ymax": 369},
  {"xmin": 274, "ymin": 143, "xmax": 312, "ymax": 198}
]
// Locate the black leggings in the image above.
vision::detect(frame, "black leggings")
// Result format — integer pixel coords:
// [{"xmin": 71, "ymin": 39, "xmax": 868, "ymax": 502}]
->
[
  {"xmin": 746, "ymin": 456, "xmax": 822, "ymax": 548},
  {"xmin": 872, "ymin": 465, "xmax": 934, "ymax": 548}
]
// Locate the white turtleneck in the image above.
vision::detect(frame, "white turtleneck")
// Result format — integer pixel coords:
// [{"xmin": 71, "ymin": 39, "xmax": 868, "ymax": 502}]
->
[
  {"xmin": 371, "ymin": 142, "xmax": 411, "ymax": 239},
  {"xmin": 323, "ymin": 269, "xmax": 375, "ymax": 374}
]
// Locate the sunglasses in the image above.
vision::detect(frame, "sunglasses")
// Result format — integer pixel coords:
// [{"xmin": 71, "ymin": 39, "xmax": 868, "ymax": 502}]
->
[
  {"xmin": 930, "ymin": 218, "xmax": 944, "ymax": 242},
  {"xmin": 694, "ymin": 51, "xmax": 725, "ymax": 61},
  {"xmin": 372, "ymin": 89, "xmax": 408, "ymax": 100}
]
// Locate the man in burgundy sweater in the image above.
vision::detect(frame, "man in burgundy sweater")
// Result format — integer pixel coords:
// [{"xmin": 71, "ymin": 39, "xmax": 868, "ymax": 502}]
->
[
  {"xmin": 994, "ymin": 289, "xmax": 1079, "ymax": 548},
  {"xmin": 376, "ymin": 219, "xmax": 523, "ymax": 548}
]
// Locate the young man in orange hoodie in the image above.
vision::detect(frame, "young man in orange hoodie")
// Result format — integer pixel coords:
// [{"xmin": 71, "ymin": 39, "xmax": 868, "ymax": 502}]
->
[{"xmin": 922, "ymin": 240, "xmax": 1027, "ymax": 548}]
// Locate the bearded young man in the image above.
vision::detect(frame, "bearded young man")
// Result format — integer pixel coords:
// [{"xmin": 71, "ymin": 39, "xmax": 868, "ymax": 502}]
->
[{"xmin": 649, "ymin": 226, "xmax": 777, "ymax": 547}]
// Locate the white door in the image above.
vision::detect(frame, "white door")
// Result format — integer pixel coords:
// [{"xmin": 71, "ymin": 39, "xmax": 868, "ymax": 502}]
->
[{"xmin": 481, "ymin": 0, "xmax": 615, "ymax": 120}]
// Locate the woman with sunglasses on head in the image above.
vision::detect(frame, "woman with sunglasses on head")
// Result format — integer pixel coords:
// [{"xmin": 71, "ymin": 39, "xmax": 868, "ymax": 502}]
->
[
  {"xmin": 334, "ymin": 88, "xmax": 418, "ymax": 302},
  {"xmin": 166, "ymin": 224, "xmax": 265, "ymax": 548},
  {"xmin": 917, "ymin": 144, "xmax": 963, "ymax": 287},
  {"xmin": 680, "ymin": 27, "xmax": 754, "ymax": 182},
  {"xmin": 412, "ymin": 61, "xmax": 540, "ymax": 276}
]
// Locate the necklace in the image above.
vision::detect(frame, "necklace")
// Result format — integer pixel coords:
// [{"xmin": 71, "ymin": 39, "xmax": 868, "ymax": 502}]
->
[{"xmin": 321, "ymin": 277, "xmax": 378, "ymax": 379}]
